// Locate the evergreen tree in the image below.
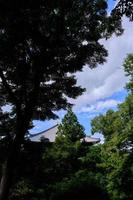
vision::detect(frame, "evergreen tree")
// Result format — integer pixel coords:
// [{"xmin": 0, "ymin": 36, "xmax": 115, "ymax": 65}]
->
[
  {"xmin": 42, "ymin": 109, "xmax": 106, "ymax": 200},
  {"xmin": 57, "ymin": 107, "xmax": 85, "ymax": 142},
  {"xmin": 43, "ymin": 108, "xmax": 86, "ymax": 184}
]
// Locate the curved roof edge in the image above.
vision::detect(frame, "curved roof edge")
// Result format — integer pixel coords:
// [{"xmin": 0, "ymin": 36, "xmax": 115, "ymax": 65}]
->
[{"xmin": 30, "ymin": 124, "xmax": 58, "ymax": 138}]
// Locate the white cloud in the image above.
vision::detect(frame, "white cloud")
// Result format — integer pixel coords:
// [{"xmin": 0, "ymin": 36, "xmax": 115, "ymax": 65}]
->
[
  {"xmin": 72, "ymin": 17, "xmax": 133, "ymax": 112},
  {"xmin": 96, "ymin": 99, "xmax": 121, "ymax": 109},
  {"xmin": 80, "ymin": 99, "xmax": 121, "ymax": 114}
]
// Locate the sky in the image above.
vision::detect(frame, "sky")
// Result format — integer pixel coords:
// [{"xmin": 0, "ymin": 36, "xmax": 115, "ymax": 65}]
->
[{"xmin": 31, "ymin": 1, "xmax": 133, "ymax": 138}]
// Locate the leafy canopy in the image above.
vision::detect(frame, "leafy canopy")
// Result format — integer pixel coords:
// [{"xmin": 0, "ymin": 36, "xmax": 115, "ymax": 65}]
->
[
  {"xmin": 0, "ymin": 0, "xmax": 111, "ymax": 120},
  {"xmin": 91, "ymin": 54, "xmax": 133, "ymax": 200}
]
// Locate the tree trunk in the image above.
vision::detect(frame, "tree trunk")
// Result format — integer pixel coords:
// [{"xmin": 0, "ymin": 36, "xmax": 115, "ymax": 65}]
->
[
  {"xmin": 0, "ymin": 75, "xmax": 40, "ymax": 200},
  {"xmin": 0, "ymin": 137, "xmax": 22, "ymax": 200},
  {"xmin": 0, "ymin": 161, "xmax": 12, "ymax": 200}
]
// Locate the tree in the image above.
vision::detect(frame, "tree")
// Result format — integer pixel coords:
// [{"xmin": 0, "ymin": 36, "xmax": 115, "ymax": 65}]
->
[
  {"xmin": 57, "ymin": 107, "xmax": 85, "ymax": 142},
  {"xmin": 91, "ymin": 54, "xmax": 133, "ymax": 200},
  {"xmin": 91, "ymin": 96, "xmax": 133, "ymax": 199},
  {"xmin": 43, "ymin": 108, "xmax": 86, "ymax": 184},
  {"xmin": 0, "ymin": 1, "xmax": 116, "ymax": 199},
  {"xmin": 42, "ymin": 109, "xmax": 107, "ymax": 200}
]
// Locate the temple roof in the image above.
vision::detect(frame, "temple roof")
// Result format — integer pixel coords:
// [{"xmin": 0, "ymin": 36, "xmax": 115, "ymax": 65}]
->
[
  {"xmin": 30, "ymin": 125, "xmax": 58, "ymax": 142},
  {"xmin": 29, "ymin": 124, "xmax": 100, "ymax": 143}
]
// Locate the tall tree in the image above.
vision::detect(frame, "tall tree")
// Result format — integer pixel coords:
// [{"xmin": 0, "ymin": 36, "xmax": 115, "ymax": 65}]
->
[
  {"xmin": 43, "ymin": 108, "xmax": 85, "ymax": 184},
  {"xmin": 42, "ymin": 108, "xmax": 104, "ymax": 200}
]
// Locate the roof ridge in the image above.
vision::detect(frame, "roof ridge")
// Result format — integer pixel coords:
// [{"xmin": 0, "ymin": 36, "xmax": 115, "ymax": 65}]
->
[
  {"xmin": 30, "ymin": 124, "xmax": 58, "ymax": 138},
  {"xmin": 85, "ymin": 135, "xmax": 100, "ymax": 140}
]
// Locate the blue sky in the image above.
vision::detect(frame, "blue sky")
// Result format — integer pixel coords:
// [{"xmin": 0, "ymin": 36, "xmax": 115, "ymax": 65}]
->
[
  {"xmin": 31, "ymin": 2, "xmax": 133, "ymax": 137},
  {"xmin": 108, "ymin": 0, "xmax": 116, "ymax": 11}
]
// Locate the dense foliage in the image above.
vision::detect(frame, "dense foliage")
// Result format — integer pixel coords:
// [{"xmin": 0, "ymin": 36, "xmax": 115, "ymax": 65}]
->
[
  {"xmin": 91, "ymin": 54, "xmax": 133, "ymax": 200},
  {"xmin": 4, "ymin": 109, "xmax": 108, "ymax": 200}
]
